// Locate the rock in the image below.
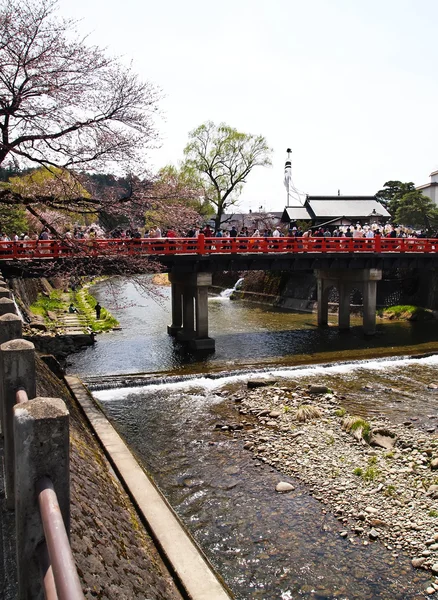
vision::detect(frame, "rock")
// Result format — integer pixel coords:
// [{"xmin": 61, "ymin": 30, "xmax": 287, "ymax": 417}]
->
[
  {"xmin": 275, "ymin": 482, "xmax": 294, "ymax": 493},
  {"xmin": 340, "ymin": 531, "xmax": 348, "ymax": 538},
  {"xmin": 269, "ymin": 411, "xmax": 281, "ymax": 418},
  {"xmin": 369, "ymin": 518, "xmax": 387, "ymax": 527},
  {"xmin": 428, "ymin": 383, "xmax": 438, "ymax": 389},
  {"xmin": 431, "ymin": 458, "xmax": 438, "ymax": 470},
  {"xmin": 308, "ymin": 385, "xmax": 329, "ymax": 394},
  {"xmin": 369, "ymin": 528, "xmax": 379, "ymax": 540},
  {"xmin": 247, "ymin": 379, "xmax": 277, "ymax": 389},
  {"xmin": 243, "ymin": 442, "xmax": 253, "ymax": 450},
  {"xmin": 46, "ymin": 310, "xmax": 58, "ymax": 321},
  {"xmin": 369, "ymin": 428, "xmax": 397, "ymax": 450},
  {"xmin": 257, "ymin": 409, "xmax": 271, "ymax": 417},
  {"xmin": 411, "ymin": 557, "xmax": 427, "ymax": 568},
  {"xmin": 426, "ymin": 586, "xmax": 436, "ymax": 595},
  {"xmin": 432, "ymin": 564, "xmax": 438, "ymax": 575},
  {"xmin": 29, "ymin": 321, "xmax": 47, "ymax": 331},
  {"xmin": 365, "ymin": 506, "xmax": 378, "ymax": 515}
]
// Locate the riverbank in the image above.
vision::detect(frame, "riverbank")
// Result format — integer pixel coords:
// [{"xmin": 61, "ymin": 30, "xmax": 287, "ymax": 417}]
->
[{"xmin": 219, "ymin": 378, "xmax": 438, "ymax": 593}]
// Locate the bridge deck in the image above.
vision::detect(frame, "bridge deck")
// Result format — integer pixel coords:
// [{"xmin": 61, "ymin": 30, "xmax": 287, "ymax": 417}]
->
[{"xmin": 1, "ymin": 236, "xmax": 437, "ymax": 276}]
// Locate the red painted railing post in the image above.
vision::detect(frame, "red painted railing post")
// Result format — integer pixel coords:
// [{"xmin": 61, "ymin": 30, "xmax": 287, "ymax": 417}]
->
[
  {"xmin": 374, "ymin": 235, "xmax": 381, "ymax": 253},
  {"xmin": 197, "ymin": 233, "xmax": 205, "ymax": 254}
]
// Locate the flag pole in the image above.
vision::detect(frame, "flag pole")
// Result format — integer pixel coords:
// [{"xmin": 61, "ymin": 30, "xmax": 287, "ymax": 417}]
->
[{"xmin": 284, "ymin": 148, "xmax": 292, "ymax": 207}]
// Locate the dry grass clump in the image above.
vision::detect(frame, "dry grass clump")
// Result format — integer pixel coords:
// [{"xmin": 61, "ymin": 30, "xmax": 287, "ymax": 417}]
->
[
  {"xmin": 342, "ymin": 416, "xmax": 371, "ymax": 442},
  {"xmin": 295, "ymin": 404, "xmax": 322, "ymax": 422}
]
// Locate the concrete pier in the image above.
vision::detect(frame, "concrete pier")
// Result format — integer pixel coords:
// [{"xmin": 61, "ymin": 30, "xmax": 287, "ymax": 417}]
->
[
  {"xmin": 315, "ymin": 268, "xmax": 382, "ymax": 335},
  {"xmin": 168, "ymin": 273, "xmax": 215, "ymax": 351}
]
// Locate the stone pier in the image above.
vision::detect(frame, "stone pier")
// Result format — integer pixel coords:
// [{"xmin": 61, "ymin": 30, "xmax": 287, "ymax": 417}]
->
[
  {"xmin": 168, "ymin": 272, "xmax": 215, "ymax": 351},
  {"xmin": 315, "ymin": 268, "xmax": 382, "ymax": 335}
]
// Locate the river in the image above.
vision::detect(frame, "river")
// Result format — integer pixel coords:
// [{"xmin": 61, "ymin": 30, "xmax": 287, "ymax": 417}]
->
[{"xmin": 68, "ymin": 277, "xmax": 438, "ymax": 599}]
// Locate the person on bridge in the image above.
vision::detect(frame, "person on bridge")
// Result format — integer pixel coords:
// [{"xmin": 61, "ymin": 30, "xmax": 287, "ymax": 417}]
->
[
  {"xmin": 95, "ymin": 302, "xmax": 102, "ymax": 320},
  {"xmin": 69, "ymin": 303, "xmax": 79, "ymax": 313}
]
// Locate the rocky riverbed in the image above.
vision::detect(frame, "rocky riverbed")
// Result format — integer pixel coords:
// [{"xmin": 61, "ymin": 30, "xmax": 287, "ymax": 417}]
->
[{"xmin": 220, "ymin": 379, "xmax": 438, "ymax": 595}]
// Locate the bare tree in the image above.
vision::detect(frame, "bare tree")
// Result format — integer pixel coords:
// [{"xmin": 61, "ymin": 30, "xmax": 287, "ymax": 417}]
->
[{"xmin": 0, "ymin": 0, "xmax": 159, "ymax": 171}]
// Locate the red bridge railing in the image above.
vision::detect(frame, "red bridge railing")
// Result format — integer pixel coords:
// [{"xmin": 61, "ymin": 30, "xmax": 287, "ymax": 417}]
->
[{"xmin": 0, "ymin": 235, "xmax": 437, "ymax": 260}]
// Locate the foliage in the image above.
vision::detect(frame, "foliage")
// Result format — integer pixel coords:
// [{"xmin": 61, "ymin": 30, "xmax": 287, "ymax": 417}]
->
[
  {"xmin": 353, "ymin": 467, "xmax": 363, "ymax": 477},
  {"xmin": 0, "ymin": 204, "xmax": 29, "ymax": 235},
  {"xmin": 334, "ymin": 408, "xmax": 346, "ymax": 417},
  {"xmin": 429, "ymin": 510, "xmax": 438, "ymax": 517},
  {"xmin": 376, "ymin": 181, "xmax": 415, "ymax": 214},
  {"xmin": 183, "ymin": 121, "xmax": 272, "ymax": 231},
  {"xmin": 395, "ymin": 190, "xmax": 438, "ymax": 232}
]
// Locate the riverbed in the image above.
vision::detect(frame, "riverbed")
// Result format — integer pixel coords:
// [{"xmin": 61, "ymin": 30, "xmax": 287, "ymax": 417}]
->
[{"xmin": 68, "ymin": 277, "xmax": 438, "ymax": 599}]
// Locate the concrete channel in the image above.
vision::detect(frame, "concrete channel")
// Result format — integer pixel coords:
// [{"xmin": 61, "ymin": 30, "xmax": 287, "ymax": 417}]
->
[{"xmin": 65, "ymin": 376, "xmax": 232, "ymax": 600}]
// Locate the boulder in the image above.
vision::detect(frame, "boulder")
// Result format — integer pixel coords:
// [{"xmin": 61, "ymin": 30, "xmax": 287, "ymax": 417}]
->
[
  {"xmin": 369, "ymin": 428, "xmax": 397, "ymax": 450},
  {"xmin": 431, "ymin": 458, "xmax": 438, "ymax": 470},
  {"xmin": 308, "ymin": 384, "xmax": 329, "ymax": 394},
  {"xmin": 247, "ymin": 379, "xmax": 277, "ymax": 389},
  {"xmin": 29, "ymin": 321, "xmax": 47, "ymax": 331}
]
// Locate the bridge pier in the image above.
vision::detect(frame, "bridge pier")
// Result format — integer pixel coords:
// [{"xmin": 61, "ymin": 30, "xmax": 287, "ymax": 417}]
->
[
  {"xmin": 168, "ymin": 272, "xmax": 215, "ymax": 351},
  {"xmin": 315, "ymin": 269, "xmax": 382, "ymax": 335}
]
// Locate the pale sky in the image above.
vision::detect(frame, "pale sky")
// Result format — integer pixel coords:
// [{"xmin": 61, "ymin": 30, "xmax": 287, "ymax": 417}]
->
[{"xmin": 60, "ymin": 0, "xmax": 438, "ymax": 213}]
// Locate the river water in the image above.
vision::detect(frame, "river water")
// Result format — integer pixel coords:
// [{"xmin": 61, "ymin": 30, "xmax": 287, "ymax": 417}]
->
[{"xmin": 68, "ymin": 277, "xmax": 438, "ymax": 599}]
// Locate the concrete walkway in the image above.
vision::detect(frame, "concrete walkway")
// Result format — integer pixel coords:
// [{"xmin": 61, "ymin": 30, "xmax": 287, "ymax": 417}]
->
[{"xmin": 65, "ymin": 376, "xmax": 232, "ymax": 600}]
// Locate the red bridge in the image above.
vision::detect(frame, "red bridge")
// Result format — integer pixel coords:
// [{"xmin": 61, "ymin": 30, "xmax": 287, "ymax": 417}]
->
[
  {"xmin": 1, "ymin": 234, "xmax": 436, "ymax": 350},
  {"xmin": 0, "ymin": 234, "xmax": 437, "ymax": 261}
]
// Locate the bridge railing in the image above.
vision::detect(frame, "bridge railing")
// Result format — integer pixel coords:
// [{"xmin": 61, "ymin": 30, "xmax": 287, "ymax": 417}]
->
[
  {"xmin": 0, "ymin": 235, "xmax": 437, "ymax": 260},
  {"xmin": 0, "ymin": 307, "xmax": 84, "ymax": 599}
]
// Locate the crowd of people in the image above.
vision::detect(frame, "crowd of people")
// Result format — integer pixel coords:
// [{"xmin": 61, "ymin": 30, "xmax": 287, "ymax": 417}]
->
[{"xmin": 0, "ymin": 222, "xmax": 435, "ymax": 243}]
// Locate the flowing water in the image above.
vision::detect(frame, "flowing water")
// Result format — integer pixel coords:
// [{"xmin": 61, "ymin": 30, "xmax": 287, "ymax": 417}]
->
[{"xmin": 68, "ymin": 277, "xmax": 438, "ymax": 599}]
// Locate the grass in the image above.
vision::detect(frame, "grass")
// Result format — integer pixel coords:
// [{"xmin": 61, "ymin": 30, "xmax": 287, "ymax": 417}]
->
[
  {"xmin": 429, "ymin": 510, "xmax": 438, "ymax": 518},
  {"xmin": 72, "ymin": 287, "xmax": 119, "ymax": 333},
  {"xmin": 342, "ymin": 416, "xmax": 371, "ymax": 443},
  {"xmin": 295, "ymin": 404, "xmax": 322, "ymax": 423},
  {"xmin": 384, "ymin": 485, "xmax": 397, "ymax": 497},
  {"xmin": 335, "ymin": 408, "xmax": 346, "ymax": 418},
  {"xmin": 353, "ymin": 461, "xmax": 380, "ymax": 481},
  {"xmin": 379, "ymin": 305, "xmax": 434, "ymax": 321},
  {"xmin": 30, "ymin": 290, "xmax": 64, "ymax": 319}
]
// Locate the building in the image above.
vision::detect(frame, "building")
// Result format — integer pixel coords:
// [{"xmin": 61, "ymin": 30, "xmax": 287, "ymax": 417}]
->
[
  {"xmin": 417, "ymin": 170, "xmax": 438, "ymax": 205},
  {"xmin": 281, "ymin": 195, "xmax": 390, "ymax": 229}
]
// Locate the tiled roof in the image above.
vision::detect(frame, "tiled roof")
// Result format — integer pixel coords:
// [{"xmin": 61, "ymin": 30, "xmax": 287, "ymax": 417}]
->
[{"xmin": 307, "ymin": 197, "xmax": 390, "ymax": 218}]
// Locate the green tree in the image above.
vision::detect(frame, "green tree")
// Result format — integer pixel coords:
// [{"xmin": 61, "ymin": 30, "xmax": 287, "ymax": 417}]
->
[
  {"xmin": 395, "ymin": 190, "xmax": 438, "ymax": 233},
  {"xmin": 0, "ymin": 204, "xmax": 28, "ymax": 236},
  {"xmin": 376, "ymin": 181, "xmax": 416, "ymax": 215},
  {"xmin": 183, "ymin": 121, "xmax": 272, "ymax": 232}
]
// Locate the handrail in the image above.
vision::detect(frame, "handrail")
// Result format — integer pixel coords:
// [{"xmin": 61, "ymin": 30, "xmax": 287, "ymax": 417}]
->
[
  {"xmin": 0, "ymin": 235, "xmax": 436, "ymax": 260},
  {"xmin": 37, "ymin": 477, "xmax": 84, "ymax": 600}
]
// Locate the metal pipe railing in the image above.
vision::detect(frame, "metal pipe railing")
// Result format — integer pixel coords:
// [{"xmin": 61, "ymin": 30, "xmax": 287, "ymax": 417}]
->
[{"xmin": 37, "ymin": 477, "xmax": 84, "ymax": 600}]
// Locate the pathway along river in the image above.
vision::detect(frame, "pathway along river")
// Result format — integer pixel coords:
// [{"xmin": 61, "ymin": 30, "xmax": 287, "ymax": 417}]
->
[{"xmin": 69, "ymin": 277, "xmax": 438, "ymax": 599}]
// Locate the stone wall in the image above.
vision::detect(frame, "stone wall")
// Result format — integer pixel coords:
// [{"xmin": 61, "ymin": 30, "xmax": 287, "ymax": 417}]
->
[{"xmin": 36, "ymin": 357, "xmax": 182, "ymax": 599}]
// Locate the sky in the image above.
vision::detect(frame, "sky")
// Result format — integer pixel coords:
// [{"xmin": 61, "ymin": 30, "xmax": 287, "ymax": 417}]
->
[{"xmin": 59, "ymin": 0, "xmax": 438, "ymax": 213}]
